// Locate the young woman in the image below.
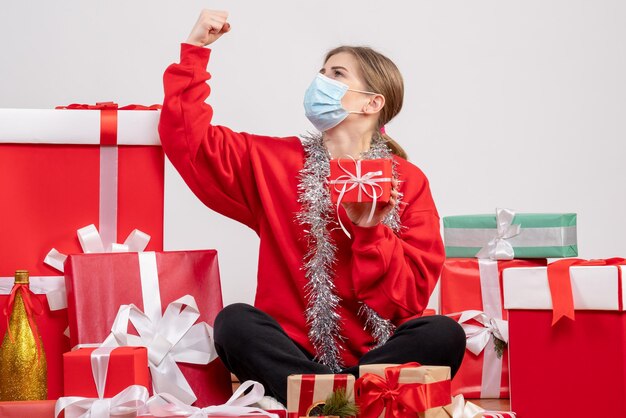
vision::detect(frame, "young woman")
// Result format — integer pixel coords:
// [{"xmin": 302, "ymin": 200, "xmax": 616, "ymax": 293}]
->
[{"xmin": 159, "ymin": 9, "xmax": 465, "ymax": 406}]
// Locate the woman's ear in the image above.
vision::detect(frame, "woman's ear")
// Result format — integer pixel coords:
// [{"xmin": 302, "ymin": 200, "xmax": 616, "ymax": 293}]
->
[{"xmin": 364, "ymin": 94, "xmax": 385, "ymax": 114}]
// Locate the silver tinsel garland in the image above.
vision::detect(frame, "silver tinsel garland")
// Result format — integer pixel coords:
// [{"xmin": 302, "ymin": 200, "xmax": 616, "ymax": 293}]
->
[{"xmin": 296, "ymin": 132, "xmax": 403, "ymax": 372}]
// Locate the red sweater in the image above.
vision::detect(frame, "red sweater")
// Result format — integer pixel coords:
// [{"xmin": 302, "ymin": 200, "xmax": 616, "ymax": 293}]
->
[{"xmin": 159, "ymin": 43, "xmax": 445, "ymax": 367}]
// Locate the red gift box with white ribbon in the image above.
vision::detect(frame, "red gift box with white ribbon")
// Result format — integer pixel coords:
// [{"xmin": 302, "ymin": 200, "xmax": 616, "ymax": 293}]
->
[
  {"xmin": 328, "ymin": 157, "xmax": 392, "ymax": 204},
  {"xmin": 64, "ymin": 250, "xmax": 233, "ymax": 407},
  {"xmin": 56, "ymin": 346, "xmax": 149, "ymax": 418},
  {"xmin": 503, "ymin": 259, "xmax": 626, "ymax": 418},
  {"xmin": 63, "ymin": 346, "xmax": 150, "ymax": 398},
  {"xmin": 440, "ymin": 258, "xmax": 546, "ymax": 399},
  {"xmin": 0, "ymin": 103, "xmax": 164, "ymax": 399}
]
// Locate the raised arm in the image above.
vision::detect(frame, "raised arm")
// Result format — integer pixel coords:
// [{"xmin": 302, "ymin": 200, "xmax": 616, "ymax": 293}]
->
[{"xmin": 159, "ymin": 10, "xmax": 262, "ymax": 230}]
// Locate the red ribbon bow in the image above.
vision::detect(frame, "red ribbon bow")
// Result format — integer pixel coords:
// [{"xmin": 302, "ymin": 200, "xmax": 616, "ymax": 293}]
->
[
  {"xmin": 3, "ymin": 283, "xmax": 44, "ymax": 358},
  {"xmin": 548, "ymin": 257, "xmax": 626, "ymax": 325},
  {"xmin": 355, "ymin": 362, "xmax": 451, "ymax": 418},
  {"xmin": 55, "ymin": 102, "xmax": 161, "ymax": 146}
]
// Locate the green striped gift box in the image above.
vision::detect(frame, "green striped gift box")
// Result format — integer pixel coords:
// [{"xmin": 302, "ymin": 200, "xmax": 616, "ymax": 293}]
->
[{"xmin": 443, "ymin": 212, "xmax": 577, "ymax": 258}]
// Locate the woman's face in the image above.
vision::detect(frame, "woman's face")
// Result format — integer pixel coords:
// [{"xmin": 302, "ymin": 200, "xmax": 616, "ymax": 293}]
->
[{"xmin": 320, "ymin": 52, "xmax": 373, "ymax": 113}]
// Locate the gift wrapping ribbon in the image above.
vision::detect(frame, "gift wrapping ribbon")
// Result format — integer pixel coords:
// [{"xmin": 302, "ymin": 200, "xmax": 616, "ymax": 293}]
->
[
  {"xmin": 54, "ymin": 346, "xmax": 149, "ymax": 418},
  {"xmin": 328, "ymin": 156, "xmax": 392, "ymax": 239},
  {"xmin": 2, "ymin": 282, "xmax": 44, "ymax": 358},
  {"xmin": 475, "ymin": 208, "xmax": 521, "ymax": 260},
  {"xmin": 55, "ymin": 102, "xmax": 160, "ymax": 251},
  {"xmin": 478, "ymin": 259, "xmax": 505, "ymax": 398},
  {"xmin": 144, "ymin": 380, "xmax": 279, "ymax": 418},
  {"xmin": 449, "ymin": 394, "xmax": 516, "ymax": 418},
  {"xmin": 45, "ymin": 224, "xmax": 151, "ymax": 273},
  {"xmin": 101, "ymin": 251, "xmax": 217, "ymax": 405},
  {"xmin": 447, "ymin": 260, "xmax": 506, "ymax": 397},
  {"xmin": 355, "ymin": 362, "xmax": 451, "ymax": 417},
  {"xmin": 548, "ymin": 257, "xmax": 626, "ymax": 325},
  {"xmin": 456, "ymin": 310, "xmax": 508, "ymax": 357},
  {"xmin": 42, "ymin": 224, "xmax": 151, "ymax": 317},
  {"xmin": 0, "ymin": 275, "xmax": 65, "ymax": 311}
]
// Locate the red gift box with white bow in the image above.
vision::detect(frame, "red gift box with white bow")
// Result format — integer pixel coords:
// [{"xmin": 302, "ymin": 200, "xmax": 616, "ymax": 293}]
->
[
  {"xmin": 63, "ymin": 346, "xmax": 150, "ymax": 398},
  {"xmin": 328, "ymin": 157, "xmax": 392, "ymax": 204},
  {"xmin": 0, "ymin": 103, "xmax": 164, "ymax": 399},
  {"xmin": 440, "ymin": 258, "xmax": 546, "ymax": 399},
  {"xmin": 64, "ymin": 250, "xmax": 233, "ymax": 407}
]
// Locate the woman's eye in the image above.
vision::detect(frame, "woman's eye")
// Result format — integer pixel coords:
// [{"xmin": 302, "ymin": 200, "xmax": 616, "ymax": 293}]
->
[{"xmin": 334, "ymin": 70, "xmax": 343, "ymax": 77}]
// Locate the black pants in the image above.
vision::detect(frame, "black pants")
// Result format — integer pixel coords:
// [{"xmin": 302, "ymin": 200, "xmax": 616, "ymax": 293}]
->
[{"xmin": 214, "ymin": 303, "xmax": 466, "ymax": 405}]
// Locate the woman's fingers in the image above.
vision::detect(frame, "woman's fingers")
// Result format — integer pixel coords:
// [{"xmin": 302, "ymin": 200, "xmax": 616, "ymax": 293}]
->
[{"xmin": 186, "ymin": 9, "xmax": 231, "ymax": 47}]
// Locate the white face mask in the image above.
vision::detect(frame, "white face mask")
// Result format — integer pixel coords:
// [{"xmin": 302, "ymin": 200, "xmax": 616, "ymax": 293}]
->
[{"xmin": 303, "ymin": 73, "xmax": 377, "ymax": 132}]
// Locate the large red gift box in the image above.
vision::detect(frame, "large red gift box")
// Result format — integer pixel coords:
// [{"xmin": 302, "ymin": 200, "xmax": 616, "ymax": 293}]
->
[
  {"xmin": 328, "ymin": 158, "xmax": 392, "ymax": 204},
  {"xmin": 504, "ymin": 260, "xmax": 626, "ymax": 417},
  {"xmin": 0, "ymin": 105, "xmax": 164, "ymax": 277},
  {"xmin": 63, "ymin": 346, "xmax": 150, "ymax": 398},
  {"xmin": 440, "ymin": 258, "xmax": 546, "ymax": 398},
  {"xmin": 64, "ymin": 250, "xmax": 232, "ymax": 407},
  {"xmin": 0, "ymin": 105, "xmax": 165, "ymax": 399}
]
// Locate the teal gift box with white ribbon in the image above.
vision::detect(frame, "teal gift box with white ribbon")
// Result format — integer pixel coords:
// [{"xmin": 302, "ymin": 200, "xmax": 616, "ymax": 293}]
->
[{"xmin": 443, "ymin": 208, "xmax": 578, "ymax": 259}]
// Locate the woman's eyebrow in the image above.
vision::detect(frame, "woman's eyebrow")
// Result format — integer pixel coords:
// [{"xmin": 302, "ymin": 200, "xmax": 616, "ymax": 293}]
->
[{"xmin": 319, "ymin": 66, "xmax": 350, "ymax": 74}]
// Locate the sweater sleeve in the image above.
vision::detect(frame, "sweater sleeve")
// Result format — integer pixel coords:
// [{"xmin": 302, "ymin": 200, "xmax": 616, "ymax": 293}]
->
[
  {"xmin": 350, "ymin": 176, "xmax": 445, "ymax": 324},
  {"xmin": 158, "ymin": 43, "xmax": 262, "ymax": 231}
]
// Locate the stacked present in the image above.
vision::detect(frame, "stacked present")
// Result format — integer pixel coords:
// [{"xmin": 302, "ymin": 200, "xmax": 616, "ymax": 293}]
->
[
  {"xmin": 503, "ymin": 258, "xmax": 626, "ymax": 417},
  {"xmin": 0, "ymin": 104, "xmax": 238, "ymax": 417},
  {"xmin": 440, "ymin": 208, "xmax": 577, "ymax": 402}
]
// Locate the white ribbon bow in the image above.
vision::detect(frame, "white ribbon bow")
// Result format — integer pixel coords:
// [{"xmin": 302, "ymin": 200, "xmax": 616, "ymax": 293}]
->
[
  {"xmin": 55, "ymin": 385, "xmax": 149, "ymax": 418},
  {"xmin": 101, "ymin": 294, "xmax": 218, "ymax": 405},
  {"xmin": 457, "ymin": 310, "xmax": 509, "ymax": 356},
  {"xmin": 55, "ymin": 346, "xmax": 149, "ymax": 418},
  {"xmin": 144, "ymin": 380, "xmax": 279, "ymax": 418},
  {"xmin": 449, "ymin": 394, "xmax": 515, "ymax": 418},
  {"xmin": 44, "ymin": 224, "xmax": 151, "ymax": 273},
  {"xmin": 475, "ymin": 208, "xmax": 521, "ymax": 260},
  {"xmin": 328, "ymin": 155, "xmax": 392, "ymax": 239}
]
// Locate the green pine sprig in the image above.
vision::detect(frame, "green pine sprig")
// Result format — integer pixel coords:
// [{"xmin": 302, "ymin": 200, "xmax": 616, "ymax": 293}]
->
[
  {"xmin": 493, "ymin": 335, "xmax": 507, "ymax": 359},
  {"xmin": 308, "ymin": 388, "xmax": 359, "ymax": 417}
]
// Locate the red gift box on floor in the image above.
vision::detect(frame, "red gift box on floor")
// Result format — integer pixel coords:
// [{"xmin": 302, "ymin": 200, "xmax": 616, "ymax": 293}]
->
[
  {"xmin": 0, "ymin": 104, "xmax": 165, "ymax": 399},
  {"xmin": 0, "ymin": 400, "xmax": 56, "ymax": 418},
  {"xmin": 64, "ymin": 250, "xmax": 232, "ymax": 407},
  {"xmin": 287, "ymin": 374, "xmax": 355, "ymax": 418},
  {"xmin": 328, "ymin": 158, "xmax": 392, "ymax": 204},
  {"xmin": 56, "ymin": 346, "xmax": 149, "ymax": 417},
  {"xmin": 440, "ymin": 258, "xmax": 546, "ymax": 399},
  {"xmin": 63, "ymin": 346, "xmax": 150, "ymax": 398},
  {"xmin": 503, "ymin": 260, "xmax": 626, "ymax": 418}
]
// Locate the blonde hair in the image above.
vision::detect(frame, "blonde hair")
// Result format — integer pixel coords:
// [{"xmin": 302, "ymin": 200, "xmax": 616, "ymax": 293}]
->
[{"xmin": 325, "ymin": 46, "xmax": 408, "ymax": 160}]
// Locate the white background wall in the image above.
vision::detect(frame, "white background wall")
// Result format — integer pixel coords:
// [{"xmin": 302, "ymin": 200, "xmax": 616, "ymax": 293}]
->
[{"xmin": 1, "ymin": 1, "xmax": 624, "ymax": 309}]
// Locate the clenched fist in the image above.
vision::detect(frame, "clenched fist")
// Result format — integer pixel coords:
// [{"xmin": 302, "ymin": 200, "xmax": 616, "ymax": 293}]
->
[{"xmin": 185, "ymin": 9, "xmax": 231, "ymax": 47}]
